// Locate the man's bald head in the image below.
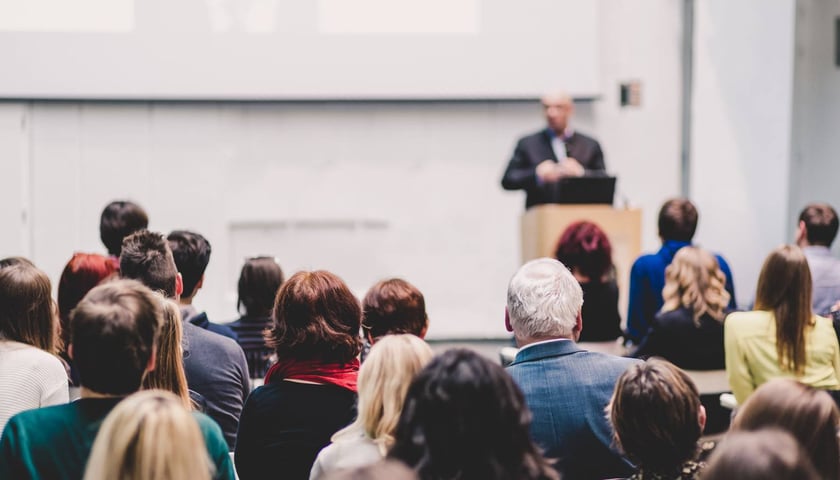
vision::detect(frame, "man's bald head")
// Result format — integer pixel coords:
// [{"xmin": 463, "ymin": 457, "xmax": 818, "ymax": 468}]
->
[{"xmin": 541, "ymin": 91, "xmax": 574, "ymax": 134}]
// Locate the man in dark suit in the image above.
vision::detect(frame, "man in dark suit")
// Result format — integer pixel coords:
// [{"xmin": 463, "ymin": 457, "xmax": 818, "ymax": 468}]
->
[
  {"xmin": 501, "ymin": 91, "xmax": 606, "ymax": 209},
  {"xmin": 505, "ymin": 258, "xmax": 639, "ymax": 479}
]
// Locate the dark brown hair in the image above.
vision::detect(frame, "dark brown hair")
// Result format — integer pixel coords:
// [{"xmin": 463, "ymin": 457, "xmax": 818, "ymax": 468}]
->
[
  {"xmin": 658, "ymin": 198, "xmax": 698, "ymax": 242},
  {"xmin": 166, "ymin": 230, "xmax": 211, "ymax": 298},
  {"xmin": 267, "ymin": 270, "xmax": 361, "ymax": 363},
  {"xmin": 609, "ymin": 358, "xmax": 702, "ymax": 474},
  {"xmin": 238, "ymin": 257, "xmax": 285, "ymax": 318},
  {"xmin": 799, "ymin": 203, "xmax": 839, "ymax": 247},
  {"xmin": 70, "ymin": 279, "xmax": 162, "ymax": 395},
  {"xmin": 119, "ymin": 230, "xmax": 179, "ymax": 299},
  {"xmin": 100, "ymin": 200, "xmax": 149, "ymax": 256},
  {"xmin": 702, "ymin": 429, "xmax": 820, "ymax": 480},
  {"xmin": 0, "ymin": 263, "xmax": 59, "ymax": 354},
  {"xmin": 754, "ymin": 245, "xmax": 812, "ymax": 374},
  {"xmin": 730, "ymin": 379, "xmax": 839, "ymax": 480},
  {"xmin": 362, "ymin": 278, "xmax": 427, "ymax": 340}
]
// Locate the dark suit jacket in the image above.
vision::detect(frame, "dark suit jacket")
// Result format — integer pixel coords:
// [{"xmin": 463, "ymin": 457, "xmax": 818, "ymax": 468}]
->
[
  {"xmin": 501, "ymin": 129, "xmax": 606, "ymax": 209},
  {"xmin": 630, "ymin": 307, "xmax": 727, "ymax": 370},
  {"xmin": 506, "ymin": 340, "xmax": 638, "ymax": 480}
]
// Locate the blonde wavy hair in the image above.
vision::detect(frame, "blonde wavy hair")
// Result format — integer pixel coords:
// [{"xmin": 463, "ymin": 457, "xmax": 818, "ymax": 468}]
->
[
  {"xmin": 83, "ymin": 390, "xmax": 213, "ymax": 480},
  {"xmin": 333, "ymin": 334, "xmax": 433, "ymax": 455},
  {"xmin": 141, "ymin": 298, "xmax": 192, "ymax": 410},
  {"xmin": 661, "ymin": 246, "xmax": 730, "ymax": 324}
]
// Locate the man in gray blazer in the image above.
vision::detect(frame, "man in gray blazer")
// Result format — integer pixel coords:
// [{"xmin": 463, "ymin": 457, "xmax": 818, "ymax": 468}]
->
[{"xmin": 505, "ymin": 258, "xmax": 639, "ymax": 479}]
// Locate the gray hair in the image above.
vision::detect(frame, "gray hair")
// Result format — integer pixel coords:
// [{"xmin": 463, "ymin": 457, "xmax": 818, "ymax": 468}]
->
[{"xmin": 506, "ymin": 258, "xmax": 583, "ymax": 339}]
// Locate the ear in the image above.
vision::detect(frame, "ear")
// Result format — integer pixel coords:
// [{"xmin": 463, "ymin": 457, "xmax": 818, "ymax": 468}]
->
[
  {"xmin": 504, "ymin": 308, "xmax": 513, "ymax": 333},
  {"xmin": 698, "ymin": 405, "xmax": 707, "ymax": 433},
  {"xmin": 419, "ymin": 316, "xmax": 429, "ymax": 339},
  {"xmin": 796, "ymin": 220, "xmax": 807, "ymax": 245},
  {"xmin": 572, "ymin": 312, "xmax": 583, "ymax": 341},
  {"xmin": 365, "ymin": 330, "xmax": 375, "ymax": 345},
  {"xmin": 195, "ymin": 274, "xmax": 204, "ymax": 291},
  {"xmin": 175, "ymin": 273, "xmax": 184, "ymax": 299},
  {"xmin": 67, "ymin": 344, "xmax": 74, "ymax": 360},
  {"xmin": 145, "ymin": 344, "xmax": 157, "ymax": 374}
]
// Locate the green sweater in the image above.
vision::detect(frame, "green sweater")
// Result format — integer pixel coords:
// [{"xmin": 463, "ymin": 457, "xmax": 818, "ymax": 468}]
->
[{"xmin": 0, "ymin": 397, "xmax": 234, "ymax": 480}]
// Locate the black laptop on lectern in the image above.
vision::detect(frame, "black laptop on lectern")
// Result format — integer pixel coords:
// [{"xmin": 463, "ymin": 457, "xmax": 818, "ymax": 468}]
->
[{"xmin": 550, "ymin": 176, "xmax": 616, "ymax": 204}]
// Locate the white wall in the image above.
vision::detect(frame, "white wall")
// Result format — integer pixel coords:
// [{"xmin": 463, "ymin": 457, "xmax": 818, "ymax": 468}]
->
[
  {"xmin": 789, "ymin": 0, "xmax": 840, "ymax": 246},
  {"xmin": 690, "ymin": 0, "xmax": 797, "ymax": 307},
  {"xmin": 0, "ymin": 0, "xmax": 684, "ymax": 339}
]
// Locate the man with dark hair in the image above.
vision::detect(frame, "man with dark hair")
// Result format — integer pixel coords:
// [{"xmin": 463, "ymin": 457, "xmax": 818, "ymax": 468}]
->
[
  {"xmin": 167, "ymin": 230, "xmax": 237, "ymax": 340},
  {"xmin": 360, "ymin": 278, "xmax": 429, "ymax": 362},
  {"xmin": 120, "ymin": 229, "xmax": 249, "ymax": 450},
  {"xmin": 99, "ymin": 200, "xmax": 149, "ymax": 259},
  {"xmin": 796, "ymin": 203, "xmax": 840, "ymax": 315},
  {"xmin": 625, "ymin": 198, "xmax": 736, "ymax": 345},
  {"xmin": 0, "ymin": 280, "xmax": 234, "ymax": 480}
]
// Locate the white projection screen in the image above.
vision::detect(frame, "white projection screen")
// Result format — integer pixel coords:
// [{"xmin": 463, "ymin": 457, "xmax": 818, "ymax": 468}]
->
[{"xmin": 0, "ymin": 0, "xmax": 599, "ymax": 100}]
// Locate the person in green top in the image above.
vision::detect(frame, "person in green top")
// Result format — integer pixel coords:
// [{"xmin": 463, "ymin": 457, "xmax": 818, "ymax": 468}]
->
[{"xmin": 0, "ymin": 279, "xmax": 235, "ymax": 480}]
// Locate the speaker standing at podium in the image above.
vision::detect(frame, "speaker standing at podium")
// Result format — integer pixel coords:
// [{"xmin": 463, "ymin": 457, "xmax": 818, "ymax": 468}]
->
[{"xmin": 501, "ymin": 91, "xmax": 606, "ymax": 209}]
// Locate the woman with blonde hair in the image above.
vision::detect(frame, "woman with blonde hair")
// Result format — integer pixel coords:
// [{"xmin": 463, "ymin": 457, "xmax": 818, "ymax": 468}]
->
[
  {"xmin": 141, "ymin": 299, "xmax": 193, "ymax": 410},
  {"xmin": 631, "ymin": 246, "xmax": 730, "ymax": 370},
  {"xmin": 310, "ymin": 334, "xmax": 433, "ymax": 478},
  {"xmin": 728, "ymin": 378, "xmax": 840, "ymax": 479},
  {"xmin": 725, "ymin": 245, "xmax": 840, "ymax": 404},
  {"xmin": 83, "ymin": 390, "xmax": 215, "ymax": 480}
]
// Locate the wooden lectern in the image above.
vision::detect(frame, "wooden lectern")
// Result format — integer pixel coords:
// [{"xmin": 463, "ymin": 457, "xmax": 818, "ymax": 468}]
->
[{"xmin": 521, "ymin": 204, "xmax": 642, "ymax": 319}]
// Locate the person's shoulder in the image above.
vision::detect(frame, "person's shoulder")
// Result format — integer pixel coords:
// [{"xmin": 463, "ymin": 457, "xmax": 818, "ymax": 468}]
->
[
  {"xmin": 724, "ymin": 310, "xmax": 770, "ymax": 332},
  {"xmin": 192, "ymin": 411, "xmax": 226, "ymax": 440},
  {"xmin": 631, "ymin": 252, "xmax": 660, "ymax": 272},
  {"xmin": 571, "ymin": 130, "xmax": 600, "ymax": 145},
  {"xmin": 517, "ymin": 129, "xmax": 549, "ymax": 145},
  {"xmin": 185, "ymin": 321, "xmax": 243, "ymax": 352},
  {"xmin": 574, "ymin": 348, "xmax": 640, "ymax": 372},
  {"xmin": 654, "ymin": 307, "xmax": 694, "ymax": 326}
]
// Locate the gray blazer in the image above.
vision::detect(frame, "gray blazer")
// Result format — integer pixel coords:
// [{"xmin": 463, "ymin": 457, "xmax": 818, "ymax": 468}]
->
[{"xmin": 506, "ymin": 339, "xmax": 639, "ymax": 480}]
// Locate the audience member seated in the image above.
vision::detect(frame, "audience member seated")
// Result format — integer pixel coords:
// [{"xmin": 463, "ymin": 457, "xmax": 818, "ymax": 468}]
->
[
  {"xmin": 725, "ymin": 245, "xmax": 840, "ymax": 404},
  {"xmin": 388, "ymin": 348, "xmax": 558, "ymax": 480},
  {"xmin": 630, "ymin": 247, "xmax": 730, "ymax": 370},
  {"xmin": 310, "ymin": 334, "xmax": 433, "ymax": 479},
  {"xmin": 83, "ymin": 390, "xmax": 224, "ymax": 480},
  {"xmin": 120, "ymin": 230, "xmax": 249, "ymax": 450},
  {"xmin": 361, "ymin": 278, "xmax": 428, "ymax": 362},
  {"xmin": 168, "ymin": 230, "xmax": 237, "ymax": 340},
  {"xmin": 228, "ymin": 256, "xmax": 285, "ymax": 379},
  {"xmin": 319, "ymin": 460, "xmax": 419, "ymax": 480},
  {"xmin": 728, "ymin": 378, "xmax": 839, "ymax": 480},
  {"xmin": 234, "ymin": 270, "xmax": 362, "ymax": 480},
  {"xmin": 554, "ymin": 220, "xmax": 622, "ymax": 343},
  {"xmin": 0, "ymin": 280, "xmax": 234, "ymax": 479},
  {"xmin": 609, "ymin": 358, "xmax": 710, "ymax": 480},
  {"xmin": 0, "ymin": 263, "xmax": 68, "ymax": 432},
  {"xmin": 701, "ymin": 429, "xmax": 820, "ymax": 480},
  {"xmin": 141, "ymin": 298, "xmax": 196, "ymax": 410},
  {"xmin": 99, "ymin": 200, "xmax": 148, "ymax": 268},
  {"xmin": 626, "ymin": 198, "xmax": 735, "ymax": 345},
  {"xmin": 795, "ymin": 203, "xmax": 840, "ymax": 316},
  {"xmin": 505, "ymin": 258, "xmax": 639, "ymax": 479},
  {"xmin": 57, "ymin": 252, "xmax": 117, "ymax": 385}
]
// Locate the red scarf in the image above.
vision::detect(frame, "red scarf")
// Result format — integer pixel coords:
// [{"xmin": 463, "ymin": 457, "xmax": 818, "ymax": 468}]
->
[{"xmin": 264, "ymin": 357, "xmax": 359, "ymax": 392}]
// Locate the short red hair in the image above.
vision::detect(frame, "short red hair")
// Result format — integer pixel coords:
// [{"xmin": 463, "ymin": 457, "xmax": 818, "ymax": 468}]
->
[
  {"xmin": 554, "ymin": 221, "xmax": 613, "ymax": 280},
  {"xmin": 58, "ymin": 253, "xmax": 118, "ymax": 345}
]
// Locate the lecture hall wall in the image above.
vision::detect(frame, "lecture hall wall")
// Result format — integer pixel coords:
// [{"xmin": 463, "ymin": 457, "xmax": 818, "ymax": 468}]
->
[{"xmin": 1, "ymin": 0, "xmax": 823, "ymax": 338}]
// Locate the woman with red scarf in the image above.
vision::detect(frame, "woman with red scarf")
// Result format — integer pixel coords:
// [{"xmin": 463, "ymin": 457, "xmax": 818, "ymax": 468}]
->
[{"xmin": 234, "ymin": 270, "xmax": 362, "ymax": 480}]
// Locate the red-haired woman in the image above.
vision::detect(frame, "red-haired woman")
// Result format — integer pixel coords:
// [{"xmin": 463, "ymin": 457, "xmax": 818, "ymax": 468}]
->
[
  {"xmin": 555, "ymin": 221, "xmax": 622, "ymax": 342},
  {"xmin": 234, "ymin": 270, "xmax": 362, "ymax": 480}
]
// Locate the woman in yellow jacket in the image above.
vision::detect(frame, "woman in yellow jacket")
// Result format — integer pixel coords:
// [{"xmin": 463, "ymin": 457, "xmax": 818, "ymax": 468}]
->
[{"xmin": 725, "ymin": 244, "xmax": 840, "ymax": 405}]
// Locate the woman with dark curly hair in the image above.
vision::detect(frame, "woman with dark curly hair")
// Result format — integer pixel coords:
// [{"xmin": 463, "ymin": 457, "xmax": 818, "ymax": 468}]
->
[
  {"xmin": 554, "ymin": 220, "xmax": 622, "ymax": 342},
  {"xmin": 234, "ymin": 270, "xmax": 362, "ymax": 480},
  {"xmin": 388, "ymin": 348, "xmax": 558, "ymax": 480}
]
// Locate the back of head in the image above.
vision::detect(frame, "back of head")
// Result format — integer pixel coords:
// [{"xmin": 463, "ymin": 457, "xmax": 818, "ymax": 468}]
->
[
  {"xmin": 0, "ymin": 263, "xmax": 57, "ymax": 354},
  {"xmin": 389, "ymin": 348, "xmax": 557, "ymax": 480},
  {"xmin": 609, "ymin": 358, "xmax": 703, "ymax": 474},
  {"xmin": 166, "ymin": 230, "xmax": 211, "ymax": 299},
  {"xmin": 754, "ymin": 245, "xmax": 812, "ymax": 374},
  {"xmin": 100, "ymin": 200, "xmax": 149, "ymax": 257},
  {"xmin": 362, "ymin": 278, "xmax": 428, "ymax": 339},
  {"xmin": 350, "ymin": 334, "xmax": 433, "ymax": 452},
  {"xmin": 70, "ymin": 279, "xmax": 162, "ymax": 395},
  {"xmin": 83, "ymin": 390, "xmax": 212, "ymax": 480},
  {"xmin": 730, "ymin": 378, "xmax": 839, "ymax": 479},
  {"xmin": 238, "ymin": 256, "xmax": 284, "ymax": 317},
  {"xmin": 267, "ymin": 270, "xmax": 362, "ymax": 363},
  {"xmin": 57, "ymin": 253, "xmax": 118, "ymax": 345},
  {"xmin": 701, "ymin": 429, "xmax": 820, "ymax": 480},
  {"xmin": 119, "ymin": 230, "xmax": 179, "ymax": 299},
  {"xmin": 554, "ymin": 220, "xmax": 613, "ymax": 281},
  {"xmin": 799, "ymin": 203, "xmax": 839, "ymax": 247},
  {"xmin": 142, "ymin": 299, "xmax": 191, "ymax": 410},
  {"xmin": 319, "ymin": 460, "xmax": 419, "ymax": 480},
  {"xmin": 506, "ymin": 258, "xmax": 583, "ymax": 342},
  {"xmin": 661, "ymin": 246, "xmax": 730, "ymax": 322},
  {"xmin": 0, "ymin": 256, "xmax": 35, "ymax": 270},
  {"xmin": 658, "ymin": 198, "xmax": 698, "ymax": 242}
]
